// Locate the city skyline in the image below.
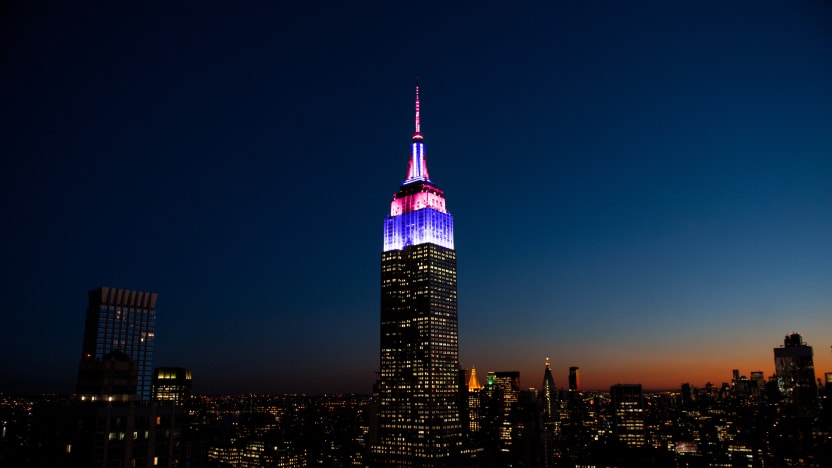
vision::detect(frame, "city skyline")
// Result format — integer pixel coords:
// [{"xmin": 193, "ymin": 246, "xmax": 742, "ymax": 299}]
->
[{"xmin": 2, "ymin": 2, "xmax": 831, "ymax": 394}]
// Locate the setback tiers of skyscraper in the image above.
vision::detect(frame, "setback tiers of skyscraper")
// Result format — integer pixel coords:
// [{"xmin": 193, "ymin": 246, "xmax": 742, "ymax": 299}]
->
[{"xmin": 371, "ymin": 83, "xmax": 465, "ymax": 467}]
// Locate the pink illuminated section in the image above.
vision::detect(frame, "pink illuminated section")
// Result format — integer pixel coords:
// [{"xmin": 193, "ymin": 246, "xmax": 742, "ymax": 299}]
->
[{"xmin": 390, "ymin": 188, "xmax": 447, "ymax": 216}]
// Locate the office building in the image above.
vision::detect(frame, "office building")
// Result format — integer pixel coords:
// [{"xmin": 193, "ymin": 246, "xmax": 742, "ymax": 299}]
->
[
  {"xmin": 78, "ymin": 287, "xmax": 157, "ymax": 400},
  {"xmin": 773, "ymin": 332, "xmax": 818, "ymax": 415},
  {"xmin": 153, "ymin": 367, "xmax": 193, "ymax": 406},
  {"xmin": 59, "ymin": 287, "xmax": 181, "ymax": 467},
  {"xmin": 492, "ymin": 372, "xmax": 520, "ymax": 452},
  {"xmin": 610, "ymin": 384, "xmax": 645, "ymax": 447},
  {"xmin": 568, "ymin": 367, "xmax": 580, "ymax": 392},
  {"xmin": 371, "ymin": 83, "xmax": 464, "ymax": 467},
  {"xmin": 467, "ymin": 367, "xmax": 483, "ymax": 434}
]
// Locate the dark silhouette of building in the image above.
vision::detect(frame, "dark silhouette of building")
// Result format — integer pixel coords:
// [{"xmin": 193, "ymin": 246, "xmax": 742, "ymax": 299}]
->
[
  {"xmin": 76, "ymin": 350, "xmax": 138, "ymax": 401},
  {"xmin": 28, "ymin": 397, "xmax": 183, "ymax": 468},
  {"xmin": 370, "ymin": 83, "xmax": 465, "ymax": 467},
  {"xmin": 569, "ymin": 366, "xmax": 580, "ymax": 391},
  {"xmin": 78, "ymin": 287, "xmax": 157, "ymax": 400},
  {"xmin": 774, "ymin": 332, "xmax": 818, "ymax": 416}
]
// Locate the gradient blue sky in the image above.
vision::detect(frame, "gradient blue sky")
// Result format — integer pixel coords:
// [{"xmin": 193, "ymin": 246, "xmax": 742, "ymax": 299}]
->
[{"xmin": 2, "ymin": 1, "xmax": 831, "ymax": 394}]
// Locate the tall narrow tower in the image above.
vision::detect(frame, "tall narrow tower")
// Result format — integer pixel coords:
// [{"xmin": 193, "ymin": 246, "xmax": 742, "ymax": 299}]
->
[
  {"xmin": 372, "ymin": 83, "xmax": 463, "ymax": 467},
  {"xmin": 540, "ymin": 357, "xmax": 557, "ymax": 420}
]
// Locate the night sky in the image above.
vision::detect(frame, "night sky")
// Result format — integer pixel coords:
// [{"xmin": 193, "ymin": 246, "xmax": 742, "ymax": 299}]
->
[{"xmin": 2, "ymin": 1, "xmax": 831, "ymax": 394}]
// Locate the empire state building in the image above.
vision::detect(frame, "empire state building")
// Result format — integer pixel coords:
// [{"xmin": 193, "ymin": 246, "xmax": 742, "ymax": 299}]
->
[{"xmin": 371, "ymin": 84, "xmax": 464, "ymax": 467}]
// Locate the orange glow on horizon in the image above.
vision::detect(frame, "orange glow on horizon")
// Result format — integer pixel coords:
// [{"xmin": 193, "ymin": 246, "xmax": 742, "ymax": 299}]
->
[{"xmin": 466, "ymin": 344, "xmax": 832, "ymax": 392}]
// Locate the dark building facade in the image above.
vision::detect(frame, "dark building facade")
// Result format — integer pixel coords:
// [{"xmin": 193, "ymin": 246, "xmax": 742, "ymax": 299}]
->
[
  {"xmin": 568, "ymin": 366, "xmax": 580, "ymax": 392},
  {"xmin": 774, "ymin": 332, "xmax": 818, "ymax": 415},
  {"xmin": 28, "ymin": 398, "xmax": 183, "ymax": 468},
  {"xmin": 76, "ymin": 350, "xmax": 138, "ymax": 400},
  {"xmin": 79, "ymin": 287, "xmax": 157, "ymax": 401},
  {"xmin": 371, "ymin": 84, "xmax": 464, "ymax": 467}
]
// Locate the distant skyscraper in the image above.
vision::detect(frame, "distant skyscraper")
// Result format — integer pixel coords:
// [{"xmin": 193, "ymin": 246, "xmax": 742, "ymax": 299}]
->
[
  {"xmin": 153, "ymin": 367, "xmax": 192, "ymax": 406},
  {"xmin": 774, "ymin": 332, "xmax": 818, "ymax": 415},
  {"xmin": 540, "ymin": 358, "xmax": 557, "ymax": 420},
  {"xmin": 371, "ymin": 83, "xmax": 463, "ymax": 467},
  {"xmin": 540, "ymin": 359, "xmax": 558, "ymax": 468},
  {"xmin": 78, "ymin": 287, "xmax": 157, "ymax": 400},
  {"xmin": 568, "ymin": 366, "xmax": 580, "ymax": 392},
  {"xmin": 468, "ymin": 367, "xmax": 483, "ymax": 392},
  {"xmin": 610, "ymin": 384, "xmax": 645, "ymax": 447},
  {"xmin": 492, "ymin": 371, "xmax": 520, "ymax": 451},
  {"xmin": 467, "ymin": 367, "xmax": 484, "ymax": 434}
]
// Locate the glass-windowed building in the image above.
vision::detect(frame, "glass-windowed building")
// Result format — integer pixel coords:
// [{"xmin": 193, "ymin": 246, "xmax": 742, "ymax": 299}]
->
[
  {"xmin": 611, "ymin": 384, "xmax": 646, "ymax": 447},
  {"xmin": 78, "ymin": 287, "xmax": 157, "ymax": 400},
  {"xmin": 153, "ymin": 367, "xmax": 192, "ymax": 406},
  {"xmin": 370, "ymin": 84, "xmax": 465, "ymax": 467}
]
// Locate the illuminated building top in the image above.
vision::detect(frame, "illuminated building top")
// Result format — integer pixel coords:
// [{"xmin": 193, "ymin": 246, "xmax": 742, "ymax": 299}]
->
[
  {"xmin": 468, "ymin": 366, "xmax": 483, "ymax": 392},
  {"xmin": 383, "ymin": 83, "xmax": 454, "ymax": 252}
]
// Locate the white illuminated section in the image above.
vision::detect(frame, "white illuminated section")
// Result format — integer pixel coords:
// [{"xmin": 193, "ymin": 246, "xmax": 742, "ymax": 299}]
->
[{"xmin": 405, "ymin": 142, "xmax": 430, "ymax": 183}]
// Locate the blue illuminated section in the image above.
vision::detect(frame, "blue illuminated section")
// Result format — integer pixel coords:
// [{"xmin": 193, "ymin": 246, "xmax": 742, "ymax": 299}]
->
[{"xmin": 383, "ymin": 207, "xmax": 454, "ymax": 252}]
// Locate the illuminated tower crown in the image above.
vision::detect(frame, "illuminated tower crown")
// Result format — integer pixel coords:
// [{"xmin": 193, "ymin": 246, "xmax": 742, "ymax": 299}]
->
[
  {"xmin": 382, "ymin": 82, "xmax": 453, "ymax": 251},
  {"xmin": 468, "ymin": 366, "xmax": 483, "ymax": 392}
]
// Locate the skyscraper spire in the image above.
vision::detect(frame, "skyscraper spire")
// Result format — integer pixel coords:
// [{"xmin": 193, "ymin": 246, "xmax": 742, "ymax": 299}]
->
[
  {"xmin": 468, "ymin": 366, "xmax": 483, "ymax": 391},
  {"xmin": 541, "ymin": 356, "xmax": 557, "ymax": 420},
  {"xmin": 414, "ymin": 77, "xmax": 421, "ymax": 138},
  {"xmin": 405, "ymin": 79, "xmax": 429, "ymax": 183}
]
